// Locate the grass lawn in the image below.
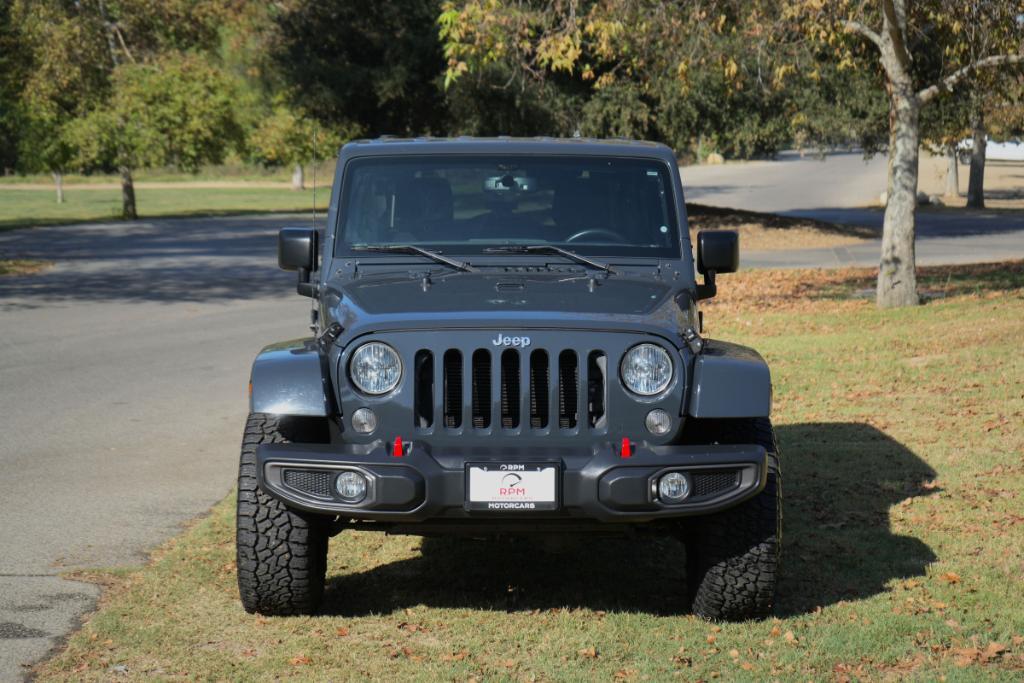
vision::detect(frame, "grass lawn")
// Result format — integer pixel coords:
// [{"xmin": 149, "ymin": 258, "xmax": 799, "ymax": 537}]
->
[
  {"xmin": 36, "ymin": 262, "xmax": 1024, "ymax": 681},
  {"xmin": 0, "ymin": 259, "xmax": 50, "ymax": 276},
  {"xmin": 0, "ymin": 186, "xmax": 329, "ymax": 231}
]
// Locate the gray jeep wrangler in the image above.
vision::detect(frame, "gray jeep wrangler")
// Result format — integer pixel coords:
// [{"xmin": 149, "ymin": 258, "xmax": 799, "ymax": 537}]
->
[{"xmin": 237, "ymin": 137, "xmax": 780, "ymax": 621}]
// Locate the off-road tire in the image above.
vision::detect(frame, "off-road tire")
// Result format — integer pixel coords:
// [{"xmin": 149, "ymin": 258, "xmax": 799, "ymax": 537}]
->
[
  {"xmin": 685, "ymin": 417, "xmax": 781, "ymax": 621},
  {"xmin": 236, "ymin": 413, "xmax": 329, "ymax": 615}
]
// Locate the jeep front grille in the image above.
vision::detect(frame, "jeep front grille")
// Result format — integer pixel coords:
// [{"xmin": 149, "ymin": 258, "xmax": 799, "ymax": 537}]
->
[{"xmin": 415, "ymin": 346, "xmax": 608, "ymax": 434}]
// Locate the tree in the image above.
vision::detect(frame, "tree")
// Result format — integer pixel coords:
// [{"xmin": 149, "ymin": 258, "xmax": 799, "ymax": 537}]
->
[
  {"xmin": 12, "ymin": 0, "xmax": 234, "ymax": 216},
  {"xmin": 272, "ymin": 0, "xmax": 448, "ymax": 136},
  {"xmin": 247, "ymin": 105, "xmax": 348, "ymax": 189},
  {"xmin": 67, "ymin": 54, "xmax": 243, "ymax": 218},
  {"xmin": 0, "ymin": 0, "xmax": 28, "ymax": 174},
  {"xmin": 439, "ymin": 1, "xmax": 803, "ymax": 159},
  {"xmin": 801, "ymin": 1, "xmax": 1023, "ymax": 307},
  {"xmin": 11, "ymin": 0, "xmax": 111, "ymax": 200}
]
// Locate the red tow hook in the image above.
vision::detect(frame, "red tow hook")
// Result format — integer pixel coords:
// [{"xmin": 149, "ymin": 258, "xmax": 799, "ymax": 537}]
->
[
  {"xmin": 392, "ymin": 436, "xmax": 405, "ymax": 457},
  {"xmin": 620, "ymin": 437, "xmax": 632, "ymax": 458}
]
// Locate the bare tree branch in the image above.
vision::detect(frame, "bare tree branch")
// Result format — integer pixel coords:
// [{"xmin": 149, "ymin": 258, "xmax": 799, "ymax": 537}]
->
[
  {"xmin": 918, "ymin": 54, "xmax": 1024, "ymax": 104},
  {"xmin": 841, "ymin": 19, "xmax": 882, "ymax": 49}
]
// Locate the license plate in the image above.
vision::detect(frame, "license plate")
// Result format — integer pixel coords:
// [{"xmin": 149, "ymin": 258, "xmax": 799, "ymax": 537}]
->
[{"xmin": 465, "ymin": 463, "xmax": 559, "ymax": 511}]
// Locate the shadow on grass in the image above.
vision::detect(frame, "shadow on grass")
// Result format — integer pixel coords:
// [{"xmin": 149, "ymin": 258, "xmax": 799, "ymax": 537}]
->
[
  {"xmin": 321, "ymin": 422, "xmax": 937, "ymax": 618},
  {"xmin": 687, "ymin": 203, "xmax": 879, "ymax": 239}
]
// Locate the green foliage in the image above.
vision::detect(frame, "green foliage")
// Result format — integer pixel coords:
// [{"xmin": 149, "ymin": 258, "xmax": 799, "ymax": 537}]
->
[
  {"xmin": 272, "ymin": 0, "xmax": 448, "ymax": 136},
  {"xmin": 68, "ymin": 54, "xmax": 243, "ymax": 173},
  {"xmin": 0, "ymin": 0, "xmax": 26, "ymax": 170},
  {"xmin": 247, "ymin": 106, "xmax": 350, "ymax": 167}
]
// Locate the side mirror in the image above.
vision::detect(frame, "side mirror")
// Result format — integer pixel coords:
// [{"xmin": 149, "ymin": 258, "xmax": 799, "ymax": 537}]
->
[
  {"xmin": 695, "ymin": 230, "xmax": 738, "ymax": 300},
  {"xmin": 278, "ymin": 227, "xmax": 318, "ymax": 297}
]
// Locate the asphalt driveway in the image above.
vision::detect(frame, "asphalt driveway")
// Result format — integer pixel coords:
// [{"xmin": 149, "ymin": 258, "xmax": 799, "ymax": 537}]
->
[{"xmin": 0, "ymin": 215, "xmax": 313, "ymax": 680}]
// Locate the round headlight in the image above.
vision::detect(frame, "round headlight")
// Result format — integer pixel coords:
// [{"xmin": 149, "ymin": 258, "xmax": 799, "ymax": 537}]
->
[
  {"xmin": 620, "ymin": 344, "xmax": 673, "ymax": 396},
  {"xmin": 349, "ymin": 342, "xmax": 402, "ymax": 395}
]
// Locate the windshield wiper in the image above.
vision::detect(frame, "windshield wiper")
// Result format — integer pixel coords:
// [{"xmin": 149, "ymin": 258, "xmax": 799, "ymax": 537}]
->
[
  {"xmin": 352, "ymin": 244, "xmax": 476, "ymax": 272},
  {"xmin": 483, "ymin": 245, "xmax": 617, "ymax": 274}
]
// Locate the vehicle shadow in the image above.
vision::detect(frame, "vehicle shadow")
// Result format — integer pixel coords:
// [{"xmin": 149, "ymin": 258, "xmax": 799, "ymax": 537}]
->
[{"xmin": 320, "ymin": 422, "xmax": 937, "ymax": 618}]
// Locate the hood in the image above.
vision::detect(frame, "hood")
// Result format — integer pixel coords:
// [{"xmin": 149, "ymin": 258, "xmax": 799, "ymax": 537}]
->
[{"xmin": 322, "ymin": 270, "xmax": 695, "ymax": 345}]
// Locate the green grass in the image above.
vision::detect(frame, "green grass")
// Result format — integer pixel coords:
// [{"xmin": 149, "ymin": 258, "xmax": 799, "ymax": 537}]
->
[
  {"xmin": 35, "ymin": 265, "xmax": 1024, "ymax": 681},
  {"xmin": 0, "ymin": 258, "xmax": 50, "ymax": 276},
  {"xmin": 0, "ymin": 186, "xmax": 329, "ymax": 231},
  {"xmin": 0, "ymin": 160, "xmax": 336, "ymax": 186}
]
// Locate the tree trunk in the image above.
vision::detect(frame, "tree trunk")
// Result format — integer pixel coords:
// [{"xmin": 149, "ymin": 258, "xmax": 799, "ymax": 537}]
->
[
  {"xmin": 876, "ymin": 89, "xmax": 920, "ymax": 309},
  {"xmin": 291, "ymin": 163, "xmax": 304, "ymax": 191},
  {"xmin": 944, "ymin": 147, "xmax": 959, "ymax": 197},
  {"xmin": 120, "ymin": 166, "xmax": 137, "ymax": 219},
  {"xmin": 966, "ymin": 113, "xmax": 986, "ymax": 209},
  {"xmin": 52, "ymin": 171, "xmax": 64, "ymax": 204}
]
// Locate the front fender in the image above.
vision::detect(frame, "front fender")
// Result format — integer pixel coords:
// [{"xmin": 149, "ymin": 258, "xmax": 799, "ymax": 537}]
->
[
  {"xmin": 687, "ymin": 340, "xmax": 771, "ymax": 418},
  {"xmin": 250, "ymin": 338, "xmax": 330, "ymax": 417}
]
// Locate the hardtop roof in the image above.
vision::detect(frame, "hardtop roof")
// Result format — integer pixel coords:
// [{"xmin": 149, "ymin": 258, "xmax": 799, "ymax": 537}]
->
[{"xmin": 339, "ymin": 136, "xmax": 677, "ymax": 162}]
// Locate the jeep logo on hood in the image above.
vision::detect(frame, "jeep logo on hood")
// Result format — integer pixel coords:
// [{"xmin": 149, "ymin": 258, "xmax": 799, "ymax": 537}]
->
[{"xmin": 492, "ymin": 333, "xmax": 531, "ymax": 348}]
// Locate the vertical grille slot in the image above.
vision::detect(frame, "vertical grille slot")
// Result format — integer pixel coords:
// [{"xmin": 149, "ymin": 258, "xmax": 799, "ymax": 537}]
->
[
  {"xmin": 558, "ymin": 350, "xmax": 578, "ymax": 429},
  {"xmin": 500, "ymin": 350, "xmax": 520, "ymax": 428},
  {"xmin": 414, "ymin": 350, "xmax": 433, "ymax": 428},
  {"xmin": 587, "ymin": 351, "xmax": 606, "ymax": 428},
  {"xmin": 529, "ymin": 350, "xmax": 549, "ymax": 429},
  {"xmin": 443, "ymin": 350, "xmax": 462, "ymax": 428},
  {"xmin": 471, "ymin": 349, "xmax": 491, "ymax": 429}
]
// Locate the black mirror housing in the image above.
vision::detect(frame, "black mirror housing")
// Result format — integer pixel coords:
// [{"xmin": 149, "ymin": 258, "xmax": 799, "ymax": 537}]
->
[
  {"xmin": 696, "ymin": 230, "xmax": 739, "ymax": 275},
  {"xmin": 695, "ymin": 231, "xmax": 739, "ymax": 300},
  {"xmin": 278, "ymin": 227, "xmax": 318, "ymax": 272},
  {"xmin": 278, "ymin": 227, "xmax": 319, "ymax": 297}
]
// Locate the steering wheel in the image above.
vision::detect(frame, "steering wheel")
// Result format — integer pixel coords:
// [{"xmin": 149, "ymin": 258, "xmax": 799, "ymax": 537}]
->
[{"xmin": 565, "ymin": 228, "xmax": 626, "ymax": 243}]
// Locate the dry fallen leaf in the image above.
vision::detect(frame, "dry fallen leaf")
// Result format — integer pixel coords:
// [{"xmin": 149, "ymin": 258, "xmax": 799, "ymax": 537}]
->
[
  {"xmin": 953, "ymin": 647, "xmax": 979, "ymax": 667},
  {"xmin": 578, "ymin": 646, "xmax": 598, "ymax": 659},
  {"xmin": 336, "ymin": 627, "xmax": 350, "ymax": 637},
  {"xmin": 784, "ymin": 631, "xmax": 798, "ymax": 644},
  {"xmin": 289, "ymin": 655, "xmax": 311, "ymax": 666},
  {"xmin": 769, "ymin": 625, "xmax": 782, "ymax": 637},
  {"xmin": 941, "ymin": 572, "xmax": 961, "ymax": 585},
  {"xmin": 729, "ymin": 649, "xmax": 740, "ymax": 658},
  {"xmin": 982, "ymin": 642, "xmax": 1006, "ymax": 660},
  {"xmin": 706, "ymin": 634, "xmax": 717, "ymax": 644},
  {"xmin": 441, "ymin": 650, "xmax": 469, "ymax": 662}
]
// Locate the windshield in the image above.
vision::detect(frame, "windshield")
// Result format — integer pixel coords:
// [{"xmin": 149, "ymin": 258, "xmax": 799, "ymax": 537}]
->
[{"xmin": 334, "ymin": 155, "xmax": 680, "ymax": 258}]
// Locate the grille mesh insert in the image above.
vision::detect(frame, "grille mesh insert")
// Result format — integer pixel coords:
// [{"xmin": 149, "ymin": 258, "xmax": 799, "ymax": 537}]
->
[
  {"xmin": 692, "ymin": 471, "xmax": 739, "ymax": 498},
  {"xmin": 283, "ymin": 469, "xmax": 333, "ymax": 498}
]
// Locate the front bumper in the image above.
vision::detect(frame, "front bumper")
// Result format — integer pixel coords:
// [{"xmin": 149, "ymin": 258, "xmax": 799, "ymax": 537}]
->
[{"xmin": 257, "ymin": 441, "xmax": 767, "ymax": 524}]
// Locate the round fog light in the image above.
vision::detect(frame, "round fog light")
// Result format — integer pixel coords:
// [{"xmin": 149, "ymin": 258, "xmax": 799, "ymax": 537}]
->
[
  {"xmin": 645, "ymin": 409, "xmax": 672, "ymax": 435},
  {"xmin": 336, "ymin": 471, "xmax": 367, "ymax": 503},
  {"xmin": 351, "ymin": 408, "xmax": 378, "ymax": 434},
  {"xmin": 658, "ymin": 472, "xmax": 690, "ymax": 503}
]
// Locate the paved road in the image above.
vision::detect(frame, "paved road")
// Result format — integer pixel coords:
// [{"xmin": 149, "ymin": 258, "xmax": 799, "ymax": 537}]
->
[
  {"xmin": 0, "ymin": 215, "xmax": 315, "ymax": 681},
  {"xmin": 682, "ymin": 151, "xmax": 1024, "ymax": 268}
]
